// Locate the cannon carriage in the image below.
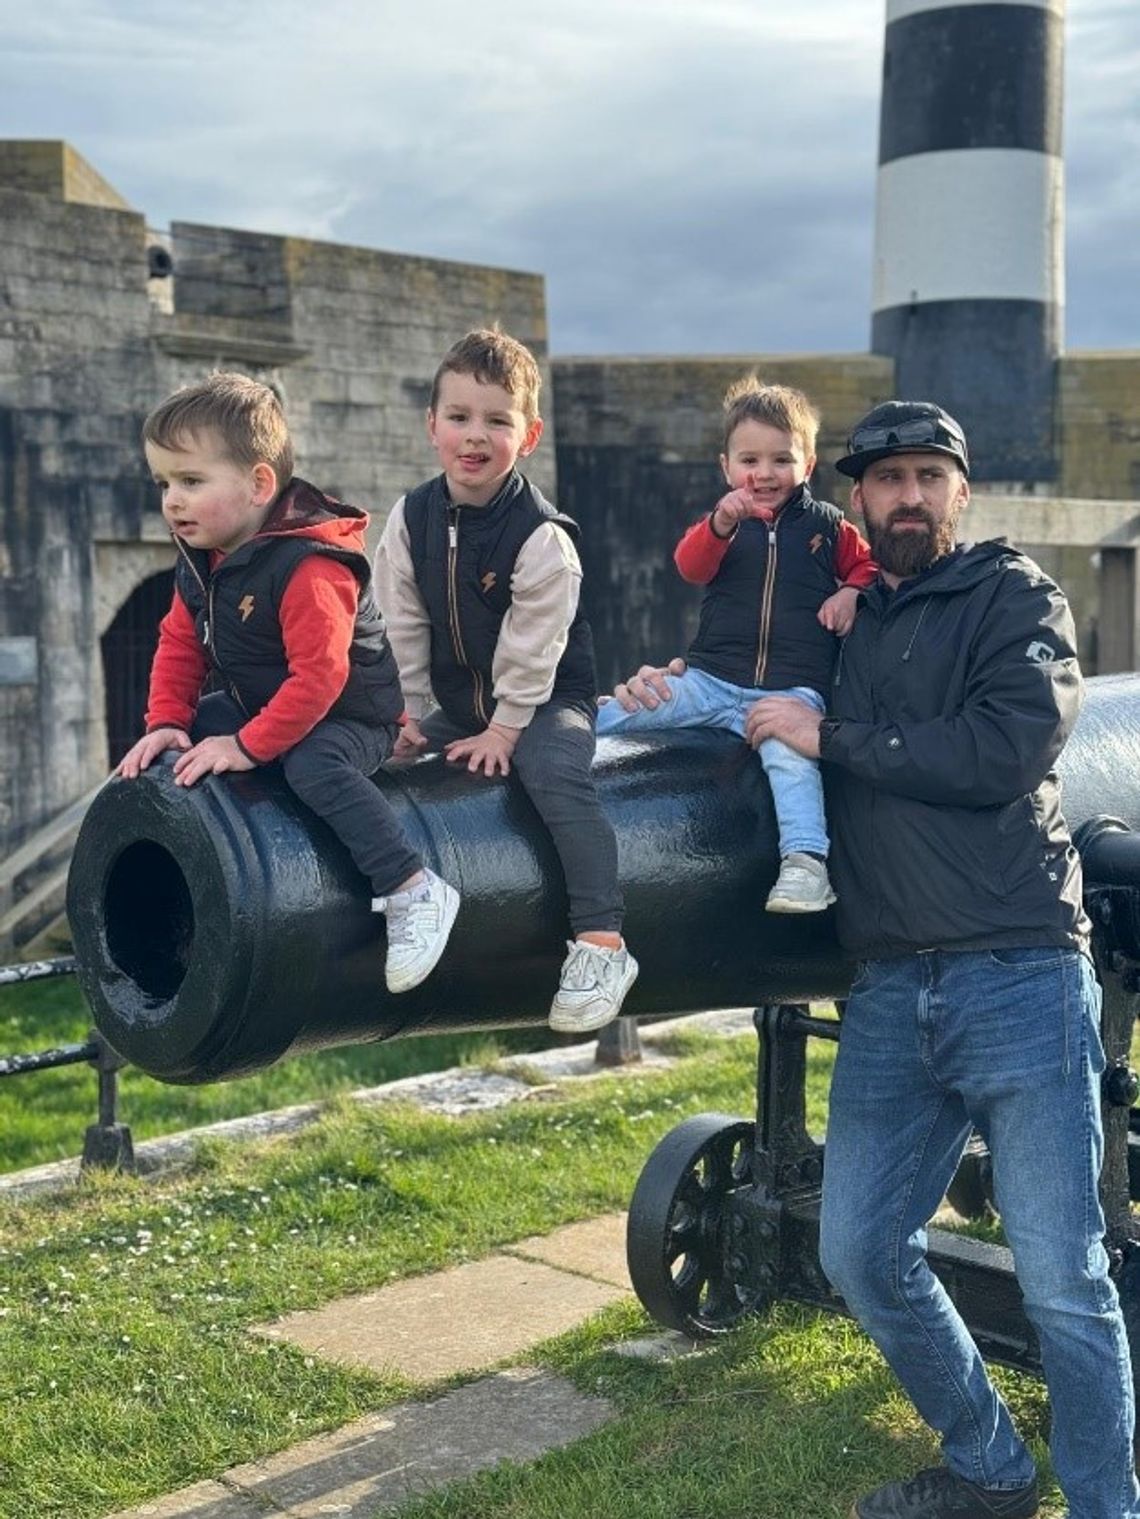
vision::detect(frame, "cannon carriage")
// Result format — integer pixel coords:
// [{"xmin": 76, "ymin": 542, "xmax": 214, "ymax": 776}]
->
[{"xmin": 65, "ymin": 674, "xmax": 1140, "ymax": 1395}]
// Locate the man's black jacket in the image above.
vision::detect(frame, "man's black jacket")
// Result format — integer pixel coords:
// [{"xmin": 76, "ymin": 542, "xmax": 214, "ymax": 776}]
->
[{"xmin": 821, "ymin": 540, "xmax": 1090, "ymax": 960}]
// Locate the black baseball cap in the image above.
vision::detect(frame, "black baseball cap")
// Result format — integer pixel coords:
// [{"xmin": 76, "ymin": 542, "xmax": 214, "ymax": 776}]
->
[{"xmin": 835, "ymin": 401, "xmax": 970, "ymax": 479}]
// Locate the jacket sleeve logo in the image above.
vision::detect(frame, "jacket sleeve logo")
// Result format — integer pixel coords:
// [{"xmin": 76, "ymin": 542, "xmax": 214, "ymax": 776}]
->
[
  {"xmin": 808, "ymin": 533, "xmax": 824, "ymax": 555},
  {"xmin": 238, "ymin": 594, "xmax": 256, "ymax": 622},
  {"xmin": 1025, "ymin": 639, "xmax": 1055, "ymax": 664}
]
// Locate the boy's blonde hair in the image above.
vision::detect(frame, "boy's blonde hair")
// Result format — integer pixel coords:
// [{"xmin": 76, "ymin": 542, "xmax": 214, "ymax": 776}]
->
[
  {"xmin": 430, "ymin": 327, "xmax": 543, "ymax": 424},
  {"xmin": 143, "ymin": 372, "xmax": 294, "ymax": 485},
  {"xmin": 722, "ymin": 375, "xmax": 820, "ymax": 458}
]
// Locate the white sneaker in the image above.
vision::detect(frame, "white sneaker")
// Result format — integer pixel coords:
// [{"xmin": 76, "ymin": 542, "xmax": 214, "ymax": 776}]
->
[
  {"xmin": 765, "ymin": 852, "xmax": 836, "ymax": 914},
  {"xmin": 549, "ymin": 940, "xmax": 639, "ymax": 1034},
  {"xmin": 373, "ymin": 869, "xmax": 460, "ymax": 993}
]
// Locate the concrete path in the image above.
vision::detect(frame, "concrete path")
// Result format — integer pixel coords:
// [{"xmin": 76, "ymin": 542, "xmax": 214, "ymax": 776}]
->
[
  {"xmin": 99, "ymin": 1012, "xmax": 753, "ymax": 1518},
  {"xmin": 104, "ymin": 1369, "xmax": 616, "ymax": 1519},
  {"xmin": 255, "ymin": 1214, "xmax": 630, "ymax": 1381},
  {"xmin": 104, "ymin": 1211, "xmax": 700, "ymax": 1519}
]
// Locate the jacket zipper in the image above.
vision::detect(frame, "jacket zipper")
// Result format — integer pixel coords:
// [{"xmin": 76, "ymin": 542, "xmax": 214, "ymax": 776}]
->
[
  {"xmin": 753, "ymin": 523, "xmax": 779, "ymax": 686},
  {"xmin": 175, "ymin": 538, "xmax": 250, "ymax": 718},
  {"xmin": 446, "ymin": 506, "xmax": 488, "ymax": 725}
]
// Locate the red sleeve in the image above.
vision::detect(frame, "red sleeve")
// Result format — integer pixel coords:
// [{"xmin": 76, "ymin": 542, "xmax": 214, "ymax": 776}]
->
[
  {"xmin": 674, "ymin": 515, "xmax": 734, "ymax": 584},
  {"xmin": 835, "ymin": 519, "xmax": 878, "ymax": 588},
  {"xmin": 236, "ymin": 557, "xmax": 359, "ymax": 763},
  {"xmin": 145, "ymin": 591, "xmax": 210, "ymax": 733}
]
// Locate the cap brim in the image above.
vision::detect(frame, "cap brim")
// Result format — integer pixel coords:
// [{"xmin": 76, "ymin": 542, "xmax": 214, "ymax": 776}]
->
[{"xmin": 834, "ymin": 442, "xmax": 969, "ymax": 479}]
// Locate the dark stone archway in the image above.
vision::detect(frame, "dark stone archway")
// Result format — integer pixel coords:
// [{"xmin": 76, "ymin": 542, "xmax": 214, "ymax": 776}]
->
[{"xmin": 100, "ymin": 570, "xmax": 175, "ymax": 766}]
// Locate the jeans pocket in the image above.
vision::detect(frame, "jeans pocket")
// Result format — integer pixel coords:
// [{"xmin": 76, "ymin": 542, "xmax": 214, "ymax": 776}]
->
[{"xmin": 987, "ymin": 946, "xmax": 1066, "ymax": 970}]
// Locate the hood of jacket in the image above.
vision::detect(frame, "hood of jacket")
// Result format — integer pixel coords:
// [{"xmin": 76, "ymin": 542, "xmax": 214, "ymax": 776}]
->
[{"xmin": 251, "ymin": 476, "xmax": 370, "ymax": 555}]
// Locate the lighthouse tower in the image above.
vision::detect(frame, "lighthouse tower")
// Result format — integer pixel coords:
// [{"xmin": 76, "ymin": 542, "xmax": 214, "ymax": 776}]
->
[{"xmin": 871, "ymin": 0, "xmax": 1065, "ymax": 482}]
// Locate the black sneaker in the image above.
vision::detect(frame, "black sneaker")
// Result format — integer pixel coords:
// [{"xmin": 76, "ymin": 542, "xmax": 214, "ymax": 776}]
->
[{"xmin": 852, "ymin": 1466, "xmax": 1038, "ymax": 1519}]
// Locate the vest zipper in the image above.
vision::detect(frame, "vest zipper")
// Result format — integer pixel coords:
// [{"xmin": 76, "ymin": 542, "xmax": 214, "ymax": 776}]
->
[
  {"xmin": 753, "ymin": 523, "xmax": 779, "ymax": 686},
  {"xmin": 175, "ymin": 539, "xmax": 250, "ymax": 718},
  {"xmin": 446, "ymin": 507, "xmax": 488, "ymax": 726}
]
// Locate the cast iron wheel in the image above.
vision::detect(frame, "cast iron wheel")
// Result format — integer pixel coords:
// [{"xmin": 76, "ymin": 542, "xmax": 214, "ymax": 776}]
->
[
  {"xmin": 945, "ymin": 1131, "xmax": 997, "ymax": 1221},
  {"xmin": 626, "ymin": 1112, "xmax": 758, "ymax": 1338}
]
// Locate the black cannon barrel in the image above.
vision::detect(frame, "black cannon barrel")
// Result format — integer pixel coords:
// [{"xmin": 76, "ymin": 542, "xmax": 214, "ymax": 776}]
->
[
  {"xmin": 68, "ymin": 731, "xmax": 850, "ymax": 1083},
  {"xmin": 67, "ymin": 675, "xmax": 1140, "ymax": 1085}
]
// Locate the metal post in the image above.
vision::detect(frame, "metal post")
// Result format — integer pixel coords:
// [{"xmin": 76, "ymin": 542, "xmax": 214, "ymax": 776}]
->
[
  {"xmin": 594, "ymin": 1015, "xmax": 642, "ymax": 1066},
  {"xmin": 80, "ymin": 1030, "xmax": 135, "ymax": 1174}
]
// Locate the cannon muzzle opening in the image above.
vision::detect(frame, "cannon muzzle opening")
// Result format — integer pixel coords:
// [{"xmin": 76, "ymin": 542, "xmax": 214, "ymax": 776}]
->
[{"xmin": 104, "ymin": 840, "xmax": 195, "ymax": 1001}]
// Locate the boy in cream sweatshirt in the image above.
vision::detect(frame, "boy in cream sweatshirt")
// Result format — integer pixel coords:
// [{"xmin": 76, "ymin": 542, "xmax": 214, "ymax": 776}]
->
[{"xmin": 374, "ymin": 328, "xmax": 637, "ymax": 1033}]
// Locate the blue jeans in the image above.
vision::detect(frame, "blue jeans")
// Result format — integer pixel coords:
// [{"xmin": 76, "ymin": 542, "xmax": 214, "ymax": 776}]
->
[
  {"xmin": 595, "ymin": 667, "xmax": 828, "ymax": 857},
  {"xmin": 820, "ymin": 949, "xmax": 1140, "ymax": 1519}
]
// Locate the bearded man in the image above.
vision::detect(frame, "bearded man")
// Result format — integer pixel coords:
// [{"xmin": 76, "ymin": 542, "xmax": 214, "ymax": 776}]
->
[{"xmin": 616, "ymin": 403, "xmax": 1140, "ymax": 1519}]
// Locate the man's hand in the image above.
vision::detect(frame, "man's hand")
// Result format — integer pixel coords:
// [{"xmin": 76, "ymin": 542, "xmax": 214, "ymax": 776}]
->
[
  {"xmin": 818, "ymin": 585, "xmax": 860, "ymax": 636},
  {"xmin": 711, "ymin": 486, "xmax": 768, "ymax": 537},
  {"xmin": 171, "ymin": 735, "xmax": 257, "ymax": 787},
  {"xmin": 393, "ymin": 715, "xmax": 429, "ymax": 762},
  {"xmin": 115, "ymin": 727, "xmax": 191, "ymax": 779},
  {"xmin": 445, "ymin": 722, "xmax": 520, "ymax": 777},
  {"xmin": 744, "ymin": 695, "xmax": 823, "ymax": 758},
  {"xmin": 603, "ymin": 657, "xmax": 688, "ymax": 713}
]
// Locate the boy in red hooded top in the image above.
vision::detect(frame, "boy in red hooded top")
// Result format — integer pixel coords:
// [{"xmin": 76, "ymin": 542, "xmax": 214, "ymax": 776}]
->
[{"xmin": 117, "ymin": 371, "xmax": 459, "ymax": 994}]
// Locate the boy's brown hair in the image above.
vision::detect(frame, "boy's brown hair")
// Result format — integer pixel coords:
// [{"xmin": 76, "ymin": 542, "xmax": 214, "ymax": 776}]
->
[
  {"xmin": 722, "ymin": 375, "xmax": 820, "ymax": 458},
  {"xmin": 429, "ymin": 327, "xmax": 543, "ymax": 424},
  {"xmin": 143, "ymin": 372, "xmax": 295, "ymax": 486}
]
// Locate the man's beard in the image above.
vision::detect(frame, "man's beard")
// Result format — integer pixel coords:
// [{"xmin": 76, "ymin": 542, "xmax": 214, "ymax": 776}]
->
[{"xmin": 866, "ymin": 506, "xmax": 961, "ymax": 579}]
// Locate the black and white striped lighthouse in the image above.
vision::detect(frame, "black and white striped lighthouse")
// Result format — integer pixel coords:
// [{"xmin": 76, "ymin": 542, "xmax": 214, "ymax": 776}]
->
[{"xmin": 871, "ymin": 0, "xmax": 1064, "ymax": 482}]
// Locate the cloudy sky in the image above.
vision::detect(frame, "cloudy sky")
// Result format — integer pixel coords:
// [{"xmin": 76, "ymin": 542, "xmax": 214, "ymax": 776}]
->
[{"xmin": 3, "ymin": 0, "xmax": 1137, "ymax": 356}]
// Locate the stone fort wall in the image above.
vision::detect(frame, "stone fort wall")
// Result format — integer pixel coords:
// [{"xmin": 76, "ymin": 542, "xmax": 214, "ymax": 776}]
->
[
  {"xmin": 0, "ymin": 144, "xmax": 551, "ymax": 854},
  {"xmin": 2, "ymin": 141, "xmax": 1140, "ymax": 856}
]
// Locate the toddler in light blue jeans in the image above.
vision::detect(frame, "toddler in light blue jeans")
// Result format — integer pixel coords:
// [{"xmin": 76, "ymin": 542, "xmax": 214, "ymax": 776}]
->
[
  {"xmin": 597, "ymin": 376, "xmax": 875, "ymax": 912},
  {"xmin": 597, "ymin": 665, "xmax": 828, "ymax": 855}
]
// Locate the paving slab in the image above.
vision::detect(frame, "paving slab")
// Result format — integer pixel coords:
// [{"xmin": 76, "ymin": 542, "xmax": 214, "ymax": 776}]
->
[
  {"xmin": 103, "ymin": 1480, "xmax": 263, "ymax": 1519},
  {"xmin": 500, "ymin": 1041, "xmax": 674, "ymax": 1080},
  {"xmin": 224, "ymin": 1366, "xmax": 612, "ymax": 1518},
  {"xmin": 255, "ymin": 1253, "xmax": 624, "ymax": 1380},
  {"xmin": 639, "ymin": 1006, "xmax": 756, "ymax": 1042},
  {"xmin": 608, "ymin": 1330, "xmax": 707, "ymax": 1362},
  {"xmin": 353, "ymin": 1068, "xmax": 533, "ymax": 1116},
  {"xmin": 507, "ymin": 1211, "xmax": 630, "ymax": 1289}
]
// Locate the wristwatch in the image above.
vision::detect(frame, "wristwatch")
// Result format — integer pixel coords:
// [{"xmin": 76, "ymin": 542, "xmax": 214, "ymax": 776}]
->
[{"xmin": 818, "ymin": 716, "xmax": 844, "ymax": 753}]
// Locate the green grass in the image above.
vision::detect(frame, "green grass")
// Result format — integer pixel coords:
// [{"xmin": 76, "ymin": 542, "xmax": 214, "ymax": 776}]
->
[
  {"xmin": 0, "ymin": 1029, "xmax": 1063, "ymax": 1519},
  {"xmin": 405, "ymin": 1305, "xmax": 1053, "ymax": 1519},
  {"xmin": 0, "ymin": 974, "xmax": 557, "ymax": 1173}
]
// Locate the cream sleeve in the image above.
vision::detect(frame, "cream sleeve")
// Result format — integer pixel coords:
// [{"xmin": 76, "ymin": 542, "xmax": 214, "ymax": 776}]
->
[
  {"xmin": 372, "ymin": 496, "xmax": 435, "ymax": 720},
  {"xmin": 491, "ymin": 523, "xmax": 582, "ymax": 730}
]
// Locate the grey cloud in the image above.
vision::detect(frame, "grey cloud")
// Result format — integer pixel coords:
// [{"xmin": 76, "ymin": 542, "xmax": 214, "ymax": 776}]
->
[{"xmin": 0, "ymin": 0, "xmax": 1135, "ymax": 353}]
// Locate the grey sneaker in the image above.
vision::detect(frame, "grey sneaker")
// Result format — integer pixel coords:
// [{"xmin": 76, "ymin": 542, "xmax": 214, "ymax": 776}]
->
[
  {"xmin": 766, "ymin": 851, "xmax": 836, "ymax": 913},
  {"xmin": 373, "ymin": 869, "xmax": 460, "ymax": 993},
  {"xmin": 549, "ymin": 941, "xmax": 639, "ymax": 1034},
  {"xmin": 852, "ymin": 1466, "xmax": 1038, "ymax": 1519}
]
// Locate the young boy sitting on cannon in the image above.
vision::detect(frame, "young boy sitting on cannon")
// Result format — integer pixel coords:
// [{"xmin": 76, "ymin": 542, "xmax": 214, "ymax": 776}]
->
[{"xmin": 117, "ymin": 371, "xmax": 460, "ymax": 995}]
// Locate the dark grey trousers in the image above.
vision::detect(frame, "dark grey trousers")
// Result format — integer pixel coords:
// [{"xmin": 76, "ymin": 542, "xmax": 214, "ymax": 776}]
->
[
  {"xmin": 192, "ymin": 693, "xmax": 423, "ymax": 897},
  {"xmin": 420, "ymin": 699, "xmax": 623, "ymax": 934}
]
